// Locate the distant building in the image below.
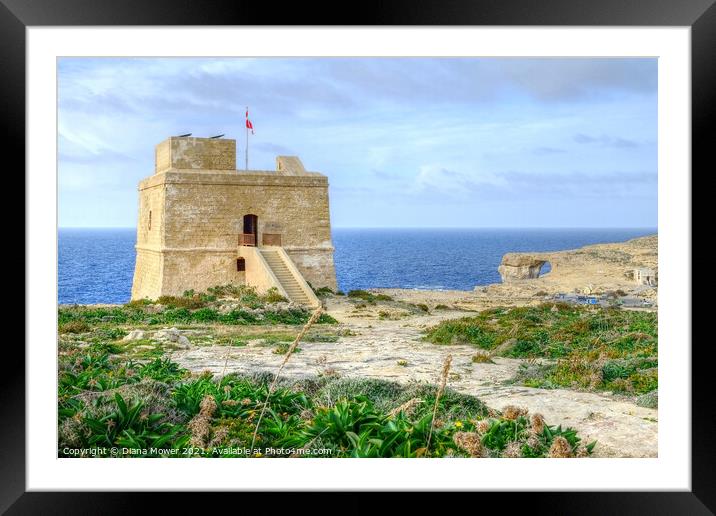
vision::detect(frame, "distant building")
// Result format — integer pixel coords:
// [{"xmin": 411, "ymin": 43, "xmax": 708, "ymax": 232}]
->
[
  {"xmin": 130, "ymin": 136, "xmax": 337, "ymax": 306},
  {"xmin": 633, "ymin": 268, "xmax": 657, "ymax": 286}
]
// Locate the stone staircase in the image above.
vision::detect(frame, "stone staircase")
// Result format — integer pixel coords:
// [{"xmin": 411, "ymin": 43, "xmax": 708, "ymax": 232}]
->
[{"xmin": 260, "ymin": 248, "xmax": 316, "ymax": 306}]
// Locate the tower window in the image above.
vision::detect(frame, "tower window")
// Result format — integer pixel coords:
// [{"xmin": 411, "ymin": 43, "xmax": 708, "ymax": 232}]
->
[
  {"xmin": 148, "ymin": 210, "xmax": 152, "ymax": 230},
  {"xmin": 236, "ymin": 258, "xmax": 246, "ymax": 272}
]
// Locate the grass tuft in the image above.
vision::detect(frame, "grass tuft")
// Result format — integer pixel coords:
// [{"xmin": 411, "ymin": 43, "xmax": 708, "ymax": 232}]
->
[{"xmin": 425, "ymin": 304, "xmax": 657, "ymax": 394}]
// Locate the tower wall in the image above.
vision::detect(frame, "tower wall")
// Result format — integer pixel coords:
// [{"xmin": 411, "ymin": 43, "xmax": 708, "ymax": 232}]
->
[
  {"xmin": 131, "ymin": 182, "xmax": 166, "ymax": 300},
  {"xmin": 131, "ymin": 137, "xmax": 337, "ymax": 300}
]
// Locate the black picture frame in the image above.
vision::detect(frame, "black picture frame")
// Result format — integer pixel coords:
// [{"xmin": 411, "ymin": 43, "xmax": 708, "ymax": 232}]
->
[{"xmin": 4, "ymin": 0, "xmax": 710, "ymax": 512}]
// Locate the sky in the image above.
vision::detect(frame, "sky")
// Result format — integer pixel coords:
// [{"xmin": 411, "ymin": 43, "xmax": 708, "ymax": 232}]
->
[{"xmin": 58, "ymin": 57, "xmax": 657, "ymax": 228}]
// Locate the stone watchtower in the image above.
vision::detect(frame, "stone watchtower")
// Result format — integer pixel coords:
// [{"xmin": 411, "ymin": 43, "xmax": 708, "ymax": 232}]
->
[{"xmin": 130, "ymin": 136, "xmax": 337, "ymax": 306}]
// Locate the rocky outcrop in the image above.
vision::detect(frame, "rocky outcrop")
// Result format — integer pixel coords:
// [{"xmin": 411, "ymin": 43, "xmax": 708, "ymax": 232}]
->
[
  {"xmin": 498, "ymin": 254, "xmax": 549, "ymax": 282},
  {"xmin": 154, "ymin": 327, "xmax": 192, "ymax": 349},
  {"xmin": 491, "ymin": 235, "xmax": 658, "ymax": 299}
]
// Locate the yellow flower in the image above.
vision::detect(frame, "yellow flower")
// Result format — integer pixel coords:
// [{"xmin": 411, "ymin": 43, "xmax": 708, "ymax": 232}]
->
[{"xmin": 455, "ymin": 421, "xmax": 463, "ymax": 428}]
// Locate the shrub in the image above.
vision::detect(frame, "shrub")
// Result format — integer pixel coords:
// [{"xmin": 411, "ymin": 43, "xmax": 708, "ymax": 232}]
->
[
  {"xmin": 426, "ymin": 304, "xmax": 657, "ymax": 394},
  {"xmin": 347, "ymin": 290, "xmax": 393, "ymax": 303},
  {"xmin": 156, "ymin": 295, "xmax": 205, "ymax": 309},
  {"xmin": 313, "ymin": 286, "xmax": 336, "ymax": 297},
  {"xmin": 471, "ymin": 352, "xmax": 493, "ymax": 363},
  {"xmin": 262, "ymin": 287, "xmax": 288, "ymax": 303},
  {"xmin": 636, "ymin": 390, "xmax": 658, "ymax": 409},
  {"xmin": 59, "ymin": 320, "xmax": 90, "ymax": 334},
  {"xmin": 126, "ymin": 299, "xmax": 153, "ymax": 308},
  {"xmin": 57, "ymin": 351, "xmax": 595, "ymax": 459}
]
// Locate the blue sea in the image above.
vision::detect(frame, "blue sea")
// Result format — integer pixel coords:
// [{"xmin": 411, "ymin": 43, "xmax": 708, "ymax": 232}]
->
[{"xmin": 58, "ymin": 228, "xmax": 656, "ymax": 305}]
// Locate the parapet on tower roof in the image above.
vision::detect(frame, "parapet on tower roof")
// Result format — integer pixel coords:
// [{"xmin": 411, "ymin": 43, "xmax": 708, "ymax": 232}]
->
[
  {"xmin": 275, "ymin": 156, "xmax": 308, "ymax": 176},
  {"xmin": 154, "ymin": 136, "xmax": 320, "ymax": 176},
  {"xmin": 155, "ymin": 136, "xmax": 236, "ymax": 173}
]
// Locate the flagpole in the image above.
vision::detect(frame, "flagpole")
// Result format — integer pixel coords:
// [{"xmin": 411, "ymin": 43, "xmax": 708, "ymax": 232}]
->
[{"xmin": 245, "ymin": 106, "xmax": 249, "ymax": 171}]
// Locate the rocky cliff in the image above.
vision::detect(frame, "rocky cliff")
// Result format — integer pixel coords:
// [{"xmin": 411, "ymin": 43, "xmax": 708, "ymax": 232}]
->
[{"xmin": 490, "ymin": 235, "xmax": 658, "ymax": 299}]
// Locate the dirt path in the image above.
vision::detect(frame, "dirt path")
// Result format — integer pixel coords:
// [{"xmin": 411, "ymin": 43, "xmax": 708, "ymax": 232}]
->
[{"xmin": 170, "ymin": 295, "xmax": 657, "ymax": 458}]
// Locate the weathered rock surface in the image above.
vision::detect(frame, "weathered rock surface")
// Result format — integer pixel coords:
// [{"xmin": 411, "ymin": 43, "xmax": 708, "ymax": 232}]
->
[
  {"xmin": 123, "ymin": 329, "xmax": 146, "ymax": 341},
  {"xmin": 492, "ymin": 235, "xmax": 658, "ymax": 301},
  {"xmin": 154, "ymin": 327, "xmax": 192, "ymax": 349},
  {"xmin": 498, "ymin": 254, "xmax": 548, "ymax": 281}
]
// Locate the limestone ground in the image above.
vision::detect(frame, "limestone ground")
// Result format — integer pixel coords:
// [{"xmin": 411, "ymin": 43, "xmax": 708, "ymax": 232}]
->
[{"xmin": 170, "ymin": 293, "xmax": 657, "ymax": 458}]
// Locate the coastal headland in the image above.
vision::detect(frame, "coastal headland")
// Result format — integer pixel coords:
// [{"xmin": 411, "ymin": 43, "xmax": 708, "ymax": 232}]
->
[{"xmin": 59, "ymin": 235, "xmax": 658, "ymax": 457}]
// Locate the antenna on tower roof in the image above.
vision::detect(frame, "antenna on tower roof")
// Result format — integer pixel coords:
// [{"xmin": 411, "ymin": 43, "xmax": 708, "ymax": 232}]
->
[
  {"xmin": 209, "ymin": 134, "xmax": 225, "ymax": 139},
  {"xmin": 176, "ymin": 133, "xmax": 192, "ymax": 137}
]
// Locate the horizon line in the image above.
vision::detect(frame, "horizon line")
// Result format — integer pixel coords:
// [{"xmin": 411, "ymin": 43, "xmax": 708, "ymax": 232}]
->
[{"xmin": 58, "ymin": 225, "xmax": 659, "ymax": 230}]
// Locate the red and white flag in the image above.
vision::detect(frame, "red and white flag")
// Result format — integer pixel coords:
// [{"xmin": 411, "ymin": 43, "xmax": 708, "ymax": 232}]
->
[{"xmin": 246, "ymin": 108, "xmax": 254, "ymax": 134}]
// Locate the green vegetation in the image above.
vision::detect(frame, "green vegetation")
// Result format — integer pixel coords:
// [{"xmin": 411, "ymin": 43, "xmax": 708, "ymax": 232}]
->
[
  {"xmin": 59, "ymin": 304, "xmax": 336, "ymax": 330},
  {"xmin": 57, "ymin": 341, "xmax": 594, "ymax": 458},
  {"xmin": 314, "ymin": 286, "xmax": 337, "ymax": 297},
  {"xmin": 347, "ymin": 289, "xmax": 394, "ymax": 303},
  {"xmin": 59, "ymin": 320, "xmax": 91, "ymax": 334},
  {"xmin": 471, "ymin": 352, "xmax": 493, "ymax": 364},
  {"xmin": 424, "ymin": 303, "xmax": 657, "ymax": 394},
  {"xmin": 152, "ymin": 285, "xmax": 289, "ymax": 310},
  {"xmin": 636, "ymin": 390, "xmax": 658, "ymax": 409},
  {"xmin": 272, "ymin": 342, "xmax": 300, "ymax": 354},
  {"xmin": 58, "ymin": 287, "xmax": 604, "ymax": 458}
]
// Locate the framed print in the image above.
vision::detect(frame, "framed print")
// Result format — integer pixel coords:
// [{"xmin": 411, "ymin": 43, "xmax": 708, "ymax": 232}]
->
[{"xmin": 5, "ymin": 0, "xmax": 712, "ymax": 512}]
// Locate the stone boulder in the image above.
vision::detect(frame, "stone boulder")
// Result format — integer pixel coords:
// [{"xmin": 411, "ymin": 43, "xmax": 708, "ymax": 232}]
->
[
  {"xmin": 154, "ymin": 327, "xmax": 192, "ymax": 349},
  {"xmin": 498, "ymin": 254, "xmax": 548, "ymax": 282},
  {"xmin": 123, "ymin": 329, "xmax": 147, "ymax": 341}
]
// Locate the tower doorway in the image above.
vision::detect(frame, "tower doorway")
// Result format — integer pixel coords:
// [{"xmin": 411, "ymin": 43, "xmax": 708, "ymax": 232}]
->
[{"xmin": 242, "ymin": 214, "xmax": 258, "ymax": 246}]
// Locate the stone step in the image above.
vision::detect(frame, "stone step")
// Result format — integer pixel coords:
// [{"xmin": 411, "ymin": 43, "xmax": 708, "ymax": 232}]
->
[{"xmin": 260, "ymin": 250, "xmax": 315, "ymax": 306}]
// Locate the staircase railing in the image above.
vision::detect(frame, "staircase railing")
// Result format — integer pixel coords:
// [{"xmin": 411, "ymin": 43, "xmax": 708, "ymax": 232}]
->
[
  {"xmin": 262, "ymin": 233, "xmax": 282, "ymax": 246},
  {"xmin": 239, "ymin": 233, "xmax": 256, "ymax": 246}
]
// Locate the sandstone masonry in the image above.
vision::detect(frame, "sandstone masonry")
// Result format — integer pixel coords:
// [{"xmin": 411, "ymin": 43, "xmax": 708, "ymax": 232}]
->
[{"xmin": 131, "ymin": 136, "xmax": 336, "ymax": 304}]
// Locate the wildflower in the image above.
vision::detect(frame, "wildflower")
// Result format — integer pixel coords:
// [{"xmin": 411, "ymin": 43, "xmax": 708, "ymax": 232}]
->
[
  {"xmin": 502, "ymin": 441, "xmax": 523, "ymax": 458},
  {"xmin": 454, "ymin": 421, "xmax": 463, "ymax": 428},
  {"xmin": 453, "ymin": 432, "xmax": 484, "ymax": 458},
  {"xmin": 387, "ymin": 398, "xmax": 422, "ymax": 418},
  {"xmin": 208, "ymin": 426, "xmax": 229, "ymax": 448},
  {"xmin": 575, "ymin": 445, "xmax": 590, "ymax": 457},
  {"xmin": 188, "ymin": 395, "xmax": 217, "ymax": 448},
  {"xmin": 548, "ymin": 436, "xmax": 573, "ymax": 458},
  {"xmin": 426, "ymin": 354, "xmax": 452, "ymax": 450},
  {"xmin": 526, "ymin": 434, "xmax": 542, "ymax": 451},
  {"xmin": 199, "ymin": 395, "xmax": 217, "ymax": 416},
  {"xmin": 476, "ymin": 419, "xmax": 491, "ymax": 435},
  {"xmin": 241, "ymin": 398, "xmax": 252, "ymax": 406},
  {"xmin": 502, "ymin": 405, "xmax": 528, "ymax": 420},
  {"xmin": 530, "ymin": 413, "xmax": 546, "ymax": 435}
]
